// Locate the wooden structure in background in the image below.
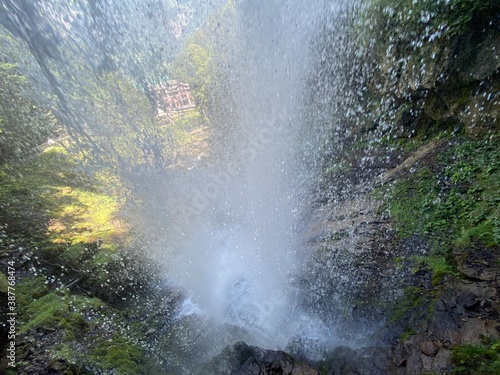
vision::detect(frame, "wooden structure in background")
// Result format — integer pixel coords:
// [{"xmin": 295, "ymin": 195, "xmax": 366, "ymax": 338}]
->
[{"xmin": 154, "ymin": 80, "xmax": 195, "ymax": 116}]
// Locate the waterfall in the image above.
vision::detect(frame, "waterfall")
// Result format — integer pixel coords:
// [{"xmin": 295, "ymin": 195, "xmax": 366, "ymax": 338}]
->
[{"xmin": 163, "ymin": 0, "xmax": 331, "ymax": 353}]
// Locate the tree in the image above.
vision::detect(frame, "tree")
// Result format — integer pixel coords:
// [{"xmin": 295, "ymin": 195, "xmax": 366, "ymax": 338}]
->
[
  {"xmin": 172, "ymin": 0, "xmax": 240, "ymax": 162},
  {"xmin": 0, "ymin": 27, "xmax": 58, "ymax": 162}
]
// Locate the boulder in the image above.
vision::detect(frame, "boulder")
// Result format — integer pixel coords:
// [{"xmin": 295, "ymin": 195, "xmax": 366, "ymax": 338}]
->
[{"xmin": 195, "ymin": 341, "xmax": 319, "ymax": 375}]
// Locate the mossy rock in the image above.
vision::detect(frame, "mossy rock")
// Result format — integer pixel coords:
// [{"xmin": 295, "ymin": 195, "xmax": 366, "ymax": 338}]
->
[
  {"xmin": 16, "ymin": 276, "xmax": 50, "ymax": 302},
  {"xmin": 91, "ymin": 336, "xmax": 144, "ymax": 375},
  {"xmin": 20, "ymin": 291, "xmax": 75, "ymax": 333},
  {"xmin": 41, "ymin": 243, "xmax": 67, "ymax": 263},
  {"xmin": 60, "ymin": 243, "xmax": 88, "ymax": 269}
]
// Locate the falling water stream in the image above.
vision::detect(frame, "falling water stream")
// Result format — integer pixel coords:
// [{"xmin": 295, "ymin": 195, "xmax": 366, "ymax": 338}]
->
[{"xmin": 152, "ymin": 0, "xmax": 340, "ymax": 363}]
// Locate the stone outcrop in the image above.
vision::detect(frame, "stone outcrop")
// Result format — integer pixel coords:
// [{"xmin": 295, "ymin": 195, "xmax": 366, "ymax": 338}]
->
[{"xmin": 195, "ymin": 341, "xmax": 319, "ymax": 375}]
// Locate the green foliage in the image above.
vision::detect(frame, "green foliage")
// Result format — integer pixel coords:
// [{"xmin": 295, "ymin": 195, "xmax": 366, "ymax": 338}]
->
[
  {"xmin": 389, "ymin": 138, "xmax": 499, "ymax": 251},
  {"xmin": 170, "ymin": 109, "xmax": 207, "ymax": 147},
  {"xmin": 92, "ymin": 336, "xmax": 144, "ymax": 375},
  {"xmin": 390, "ymin": 286, "xmax": 426, "ymax": 323},
  {"xmin": 412, "ymin": 256, "xmax": 458, "ymax": 285},
  {"xmin": 171, "ymin": 1, "xmax": 239, "ymax": 160},
  {"xmin": 0, "ymin": 32, "xmax": 59, "ymax": 162},
  {"xmin": 452, "ymin": 340, "xmax": 500, "ymax": 374},
  {"xmin": 172, "ymin": 30, "xmax": 215, "ymax": 114},
  {"xmin": 84, "ymin": 72, "xmax": 169, "ymax": 170}
]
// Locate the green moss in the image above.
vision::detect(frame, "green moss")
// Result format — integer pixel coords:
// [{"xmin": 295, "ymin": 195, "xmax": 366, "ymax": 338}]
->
[
  {"xmin": 17, "ymin": 276, "xmax": 105, "ymax": 335},
  {"xmin": 452, "ymin": 340, "xmax": 500, "ymax": 374},
  {"xmin": 92, "ymin": 336, "xmax": 144, "ymax": 375},
  {"xmin": 20, "ymin": 291, "xmax": 81, "ymax": 334},
  {"xmin": 52, "ymin": 343, "xmax": 76, "ymax": 360},
  {"xmin": 388, "ymin": 137, "xmax": 499, "ymax": 283},
  {"xmin": 15, "ymin": 277, "xmax": 152, "ymax": 373},
  {"xmin": 16, "ymin": 276, "xmax": 50, "ymax": 303},
  {"xmin": 99, "ymin": 242, "xmax": 119, "ymax": 252},
  {"xmin": 40, "ymin": 243, "xmax": 67, "ymax": 262},
  {"xmin": 412, "ymin": 256, "xmax": 458, "ymax": 285},
  {"xmin": 400, "ymin": 328, "xmax": 415, "ymax": 343},
  {"xmin": 390, "ymin": 286, "xmax": 426, "ymax": 323},
  {"xmin": 59, "ymin": 243, "xmax": 88, "ymax": 268},
  {"xmin": 91, "ymin": 249, "xmax": 117, "ymax": 268}
]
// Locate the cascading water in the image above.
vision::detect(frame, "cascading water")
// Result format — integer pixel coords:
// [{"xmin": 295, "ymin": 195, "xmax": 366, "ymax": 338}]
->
[
  {"xmin": 112, "ymin": 3, "xmax": 375, "ymax": 370},
  {"xmin": 158, "ymin": 0, "xmax": 335, "ymax": 359}
]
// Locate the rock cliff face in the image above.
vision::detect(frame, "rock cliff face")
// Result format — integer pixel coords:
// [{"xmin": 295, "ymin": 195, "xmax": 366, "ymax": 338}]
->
[{"xmin": 285, "ymin": 2, "xmax": 500, "ymax": 374}]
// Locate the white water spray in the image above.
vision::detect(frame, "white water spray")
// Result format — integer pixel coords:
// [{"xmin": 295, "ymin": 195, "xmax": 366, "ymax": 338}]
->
[{"xmin": 158, "ymin": 0, "xmax": 335, "ymax": 356}]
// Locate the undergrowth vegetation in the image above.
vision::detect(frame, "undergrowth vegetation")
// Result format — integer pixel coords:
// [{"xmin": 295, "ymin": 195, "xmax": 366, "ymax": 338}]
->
[
  {"xmin": 0, "ymin": 143, "xmax": 163, "ymax": 374},
  {"xmin": 389, "ymin": 138, "xmax": 499, "ymax": 252},
  {"xmin": 14, "ymin": 276, "xmax": 149, "ymax": 375},
  {"xmin": 452, "ymin": 340, "xmax": 500, "ymax": 375}
]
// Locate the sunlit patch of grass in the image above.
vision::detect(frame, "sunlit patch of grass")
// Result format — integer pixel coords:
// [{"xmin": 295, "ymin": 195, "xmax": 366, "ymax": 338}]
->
[
  {"xmin": 0, "ymin": 145, "xmax": 129, "ymax": 251},
  {"xmin": 47, "ymin": 187, "xmax": 123, "ymax": 244}
]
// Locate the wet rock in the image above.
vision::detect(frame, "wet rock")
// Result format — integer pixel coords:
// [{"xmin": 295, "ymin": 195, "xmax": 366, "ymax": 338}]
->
[
  {"xmin": 405, "ymin": 349, "xmax": 423, "ymax": 375},
  {"xmin": 300, "ymin": 193, "xmax": 425, "ymax": 338},
  {"xmin": 383, "ymin": 275, "xmax": 500, "ymax": 374},
  {"xmin": 462, "ymin": 31, "xmax": 500, "ymax": 81},
  {"xmin": 47, "ymin": 359, "xmax": 71, "ymax": 372},
  {"xmin": 420, "ymin": 341, "xmax": 439, "ymax": 357},
  {"xmin": 431, "ymin": 349, "xmax": 452, "ymax": 374},
  {"xmin": 454, "ymin": 247, "xmax": 500, "ymax": 281},
  {"xmin": 195, "ymin": 341, "xmax": 319, "ymax": 375},
  {"xmin": 320, "ymin": 346, "xmax": 389, "ymax": 375}
]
